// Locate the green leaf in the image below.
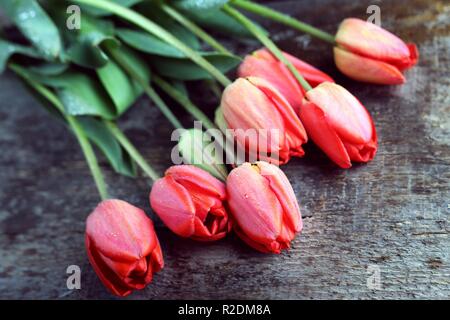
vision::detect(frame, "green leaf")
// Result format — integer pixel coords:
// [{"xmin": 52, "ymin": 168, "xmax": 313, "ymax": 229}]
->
[
  {"xmin": 29, "ymin": 62, "xmax": 69, "ymax": 76},
  {"xmin": 65, "ymin": 35, "xmax": 118, "ymax": 69},
  {"xmin": 116, "ymin": 28, "xmax": 185, "ymax": 58},
  {"xmin": 97, "ymin": 59, "xmax": 138, "ymax": 115},
  {"xmin": 11, "ymin": 63, "xmax": 136, "ymax": 177},
  {"xmin": 57, "ymin": 87, "xmax": 114, "ymax": 119},
  {"xmin": 150, "ymin": 53, "xmax": 241, "ymax": 80},
  {"xmin": 136, "ymin": 3, "xmax": 200, "ymax": 50},
  {"xmin": 172, "ymin": 0, "xmax": 229, "ymax": 11},
  {"xmin": 0, "ymin": 39, "xmax": 42, "ymax": 73},
  {"xmin": 82, "ymin": 0, "xmax": 143, "ymax": 16},
  {"xmin": 29, "ymin": 71, "xmax": 116, "ymax": 119},
  {"xmin": 72, "ymin": 0, "xmax": 231, "ymax": 86},
  {"xmin": 110, "ymin": 45, "xmax": 151, "ymax": 85},
  {"xmin": 78, "ymin": 117, "xmax": 137, "ymax": 177},
  {"xmin": 178, "ymin": 128, "xmax": 228, "ymax": 181},
  {"xmin": 64, "ymin": 14, "xmax": 119, "ymax": 68},
  {"xmin": 171, "ymin": 0, "xmax": 250, "ymax": 36},
  {"xmin": 0, "ymin": 0, "xmax": 62, "ymax": 58},
  {"xmin": 96, "ymin": 46, "xmax": 149, "ymax": 115}
]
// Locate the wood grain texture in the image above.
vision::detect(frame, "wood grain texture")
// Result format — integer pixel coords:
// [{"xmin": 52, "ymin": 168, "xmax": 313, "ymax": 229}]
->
[{"xmin": 0, "ymin": 0, "xmax": 449, "ymax": 299}]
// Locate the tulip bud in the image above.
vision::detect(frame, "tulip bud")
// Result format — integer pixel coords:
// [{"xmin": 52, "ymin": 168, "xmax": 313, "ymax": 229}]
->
[
  {"xmin": 150, "ymin": 165, "xmax": 231, "ymax": 241},
  {"xmin": 85, "ymin": 199, "xmax": 164, "ymax": 297},
  {"xmin": 220, "ymin": 76, "xmax": 308, "ymax": 165},
  {"xmin": 177, "ymin": 128, "xmax": 228, "ymax": 181},
  {"xmin": 299, "ymin": 82, "xmax": 377, "ymax": 168},
  {"xmin": 334, "ymin": 18, "xmax": 419, "ymax": 84},
  {"xmin": 238, "ymin": 48, "xmax": 334, "ymax": 111},
  {"xmin": 226, "ymin": 162, "xmax": 302, "ymax": 253}
]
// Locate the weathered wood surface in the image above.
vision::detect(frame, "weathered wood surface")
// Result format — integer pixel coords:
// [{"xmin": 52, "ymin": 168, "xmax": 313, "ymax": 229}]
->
[{"xmin": 0, "ymin": 0, "xmax": 449, "ymax": 299}]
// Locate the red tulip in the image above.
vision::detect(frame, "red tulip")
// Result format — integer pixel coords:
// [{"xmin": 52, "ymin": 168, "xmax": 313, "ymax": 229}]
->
[
  {"xmin": 226, "ymin": 162, "xmax": 302, "ymax": 253},
  {"xmin": 298, "ymin": 82, "xmax": 377, "ymax": 168},
  {"xmin": 150, "ymin": 165, "xmax": 231, "ymax": 241},
  {"xmin": 220, "ymin": 76, "xmax": 308, "ymax": 165},
  {"xmin": 85, "ymin": 199, "xmax": 164, "ymax": 297},
  {"xmin": 238, "ymin": 48, "xmax": 334, "ymax": 111},
  {"xmin": 334, "ymin": 18, "xmax": 419, "ymax": 84}
]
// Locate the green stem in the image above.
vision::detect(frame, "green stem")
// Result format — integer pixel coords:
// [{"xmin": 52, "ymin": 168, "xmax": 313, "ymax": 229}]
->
[
  {"xmin": 106, "ymin": 46, "xmax": 184, "ymax": 130},
  {"xmin": 9, "ymin": 64, "xmax": 109, "ymax": 200},
  {"xmin": 160, "ymin": 3, "xmax": 233, "ymax": 55},
  {"xmin": 73, "ymin": 0, "xmax": 232, "ymax": 87},
  {"xmin": 104, "ymin": 121, "xmax": 160, "ymax": 181},
  {"xmin": 152, "ymin": 75, "xmax": 216, "ymax": 130},
  {"xmin": 223, "ymin": 4, "xmax": 313, "ymax": 91},
  {"xmin": 231, "ymin": 0, "xmax": 336, "ymax": 44},
  {"xmin": 69, "ymin": 118, "xmax": 109, "ymax": 200}
]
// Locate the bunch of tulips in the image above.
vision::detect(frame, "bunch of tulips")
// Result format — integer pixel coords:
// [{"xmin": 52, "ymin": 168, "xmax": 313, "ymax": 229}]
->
[{"xmin": 1, "ymin": 0, "xmax": 418, "ymax": 296}]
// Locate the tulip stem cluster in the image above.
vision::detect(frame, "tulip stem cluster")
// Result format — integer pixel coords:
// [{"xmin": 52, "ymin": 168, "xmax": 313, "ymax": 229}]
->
[
  {"xmin": 8, "ymin": 63, "xmax": 110, "ymax": 201},
  {"xmin": 223, "ymin": 4, "xmax": 313, "ymax": 92},
  {"xmin": 159, "ymin": 3, "xmax": 233, "ymax": 56},
  {"xmin": 109, "ymin": 46, "xmax": 233, "ymax": 179},
  {"xmin": 72, "ymin": 0, "xmax": 233, "ymax": 87},
  {"xmin": 231, "ymin": 0, "xmax": 336, "ymax": 45},
  {"xmin": 104, "ymin": 121, "xmax": 161, "ymax": 181}
]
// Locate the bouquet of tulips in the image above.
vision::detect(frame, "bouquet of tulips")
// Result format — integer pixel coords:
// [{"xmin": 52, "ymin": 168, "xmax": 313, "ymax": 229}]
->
[{"xmin": 0, "ymin": 0, "xmax": 418, "ymax": 296}]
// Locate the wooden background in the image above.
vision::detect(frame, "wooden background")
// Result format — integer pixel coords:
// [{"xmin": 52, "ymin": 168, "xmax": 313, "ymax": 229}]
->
[{"xmin": 0, "ymin": 0, "xmax": 449, "ymax": 299}]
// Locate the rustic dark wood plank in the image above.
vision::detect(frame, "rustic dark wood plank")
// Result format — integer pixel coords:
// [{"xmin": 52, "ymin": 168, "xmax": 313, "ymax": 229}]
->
[{"xmin": 0, "ymin": 0, "xmax": 449, "ymax": 299}]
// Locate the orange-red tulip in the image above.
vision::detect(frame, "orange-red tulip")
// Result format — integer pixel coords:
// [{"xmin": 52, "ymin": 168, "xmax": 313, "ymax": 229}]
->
[
  {"xmin": 226, "ymin": 162, "xmax": 302, "ymax": 253},
  {"xmin": 220, "ymin": 76, "xmax": 307, "ymax": 165},
  {"xmin": 238, "ymin": 48, "xmax": 334, "ymax": 111},
  {"xmin": 150, "ymin": 165, "xmax": 231, "ymax": 241},
  {"xmin": 334, "ymin": 18, "xmax": 418, "ymax": 84},
  {"xmin": 299, "ymin": 82, "xmax": 377, "ymax": 168},
  {"xmin": 86, "ymin": 199, "xmax": 164, "ymax": 297}
]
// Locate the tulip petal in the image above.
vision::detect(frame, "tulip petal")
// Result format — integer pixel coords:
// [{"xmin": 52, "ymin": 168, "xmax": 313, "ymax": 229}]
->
[
  {"xmin": 248, "ymin": 76, "xmax": 308, "ymax": 156},
  {"xmin": 227, "ymin": 163, "xmax": 283, "ymax": 247},
  {"xmin": 122, "ymin": 257, "xmax": 151, "ymax": 289},
  {"xmin": 238, "ymin": 48, "xmax": 334, "ymax": 111},
  {"xmin": 150, "ymin": 237, "xmax": 164, "ymax": 274},
  {"xmin": 336, "ymin": 18, "xmax": 414, "ymax": 67},
  {"xmin": 403, "ymin": 43, "xmax": 419, "ymax": 70},
  {"xmin": 166, "ymin": 165, "xmax": 229, "ymax": 240},
  {"xmin": 86, "ymin": 235, "xmax": 133, "ymax": 297},
  {"xmin": 299, "ymin": 100, "xmax": 352, "ymax": 168},
  {"xmin": 86, "ymin": 200, "xmax": 157, "ymax": 262},
  {"xmin": 150, "ymin": 176, "xmax": 196, "ymax": 238},
  {"xmin": 342, "ymin": 117, "xmax": 378, "ymax": 163},
  {"xmin": 233, "ymin": 224, "xmax": 282, "ymax": 254},
  {"xmin": 150, "ymin": 165, "xmax": 230, "ymax": 241},
  {"xmin": 257, "ymin": 161, "xmax": 303, "ymax": 238},
  {"xmin": 166, "ymin": 165, "xmax": 226, "ymax": 221},
  {"xmin": 278, "ymin": 223, "xmax": 295, "ymax": 250},
  {"xmin": 305, "ymin": 82, "xmax": 373, "ymax": 145},
  {"xmin": 334, "ymin": 47, "xmax": 405, "ymax": 84},
  {"xmin": 192, "ymin": 214, "xmax": 228, "ymax": 241},
  {"xmin": 99, "ymin": 251, "xmax": 142, "ymax": 280},
  {"xmin": 221, "ymin": 78, "xmax": 286, "ymax": 160},
  {"xmin": 282, "ymin": 50, "xmax": 335, "ymax": 86},
  {"xmin": 166, "ymin": 165, "xmax": 226, "ymax": 200},
  {"xmin": 238, "ymin": 49, "xmax": 305, "ymax": 110},
  {"xmin": 85, "ymin": 200, "xmax": 163, "ymax": 297}
]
